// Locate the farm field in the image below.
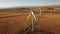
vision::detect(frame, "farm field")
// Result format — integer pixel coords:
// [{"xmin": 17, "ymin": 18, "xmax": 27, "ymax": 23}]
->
[
  {"xmin": 0, "ymin": 7, "xmax": 60, "ymax": 34},
  {"xmin": 0, "ymin": 12, "xmax": 32, "ymax": 34},
  {"xmin": 0, "ymin": 12, "xmax": 60, "ymax": 34},
  {"xmin": 34, "ymin": 14, "xmax": 60, "ymax": 34}
]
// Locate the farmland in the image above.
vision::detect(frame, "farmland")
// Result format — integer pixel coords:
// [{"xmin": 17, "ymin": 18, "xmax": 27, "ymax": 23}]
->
[
  {"xmin": 0, "ymin": 12, "xmax": 32, "ymax": 34},
  {"xmin": 0, "ymin": 5, "xmax": 60, "ymax": 34}
]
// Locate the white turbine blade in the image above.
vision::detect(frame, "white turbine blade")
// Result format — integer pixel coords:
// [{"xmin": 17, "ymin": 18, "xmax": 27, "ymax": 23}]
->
[
  {"xmin": 31, "ymin": 11, "xmax": 36, "ymax": 20},
  {"xmin": 26, "ymin": 13, "xmax": 31, "ymax": 20}
]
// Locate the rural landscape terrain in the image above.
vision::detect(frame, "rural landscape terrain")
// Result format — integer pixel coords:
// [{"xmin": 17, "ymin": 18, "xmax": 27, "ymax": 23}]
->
[{"xmin": 0, "ymin": 5, "xmax": 60, "ymax": 34}]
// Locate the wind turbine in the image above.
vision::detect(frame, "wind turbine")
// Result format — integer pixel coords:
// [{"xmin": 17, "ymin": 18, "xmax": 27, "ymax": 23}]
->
[
  {"xmin": 26, "ymin": 7, "xmax": 36, "ymax": 32},
  {"xmin": 26, "ymin": 7, "xmax": 55, "ymax": 34}
]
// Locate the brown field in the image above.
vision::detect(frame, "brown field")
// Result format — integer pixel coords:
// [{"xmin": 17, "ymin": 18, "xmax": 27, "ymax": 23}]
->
[
  {"xmin": 34, "ymin": 14, "xmax": 60, "ymax": 34},
  {"xmin": 0, "ymin": 12, "xmax": 32, "ymax": 34},
  {"xmin": 0, "ymin": 6, "xmax": 60, "ymax": 34},
  {"xmin": 0, "ymin": 13, "xmax": 60, "ymax": 34}
]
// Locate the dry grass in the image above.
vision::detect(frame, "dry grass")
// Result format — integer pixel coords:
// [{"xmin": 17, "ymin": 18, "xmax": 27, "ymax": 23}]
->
[
  {"xmin": 35, "ymin": 14, "xmax": 60, "ymax": 34},
  {"xmin": 0, "ymin": 7, "xmax": 60, "ymax": 34},
  {"xmin": 0, "ymin": 13, "xmax": 32, "ymax": 34}
]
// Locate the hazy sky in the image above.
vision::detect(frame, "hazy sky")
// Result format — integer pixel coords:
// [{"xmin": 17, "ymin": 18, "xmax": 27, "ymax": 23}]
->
[{"xmin": 0, "ymin": 0, "xmax": 60, "ymax": 8}]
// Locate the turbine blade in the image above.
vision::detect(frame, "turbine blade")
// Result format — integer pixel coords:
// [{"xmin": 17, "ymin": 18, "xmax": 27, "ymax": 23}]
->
[{"xmin": 31, "ymin": 11, "xmax": 36, "ymax": 20}]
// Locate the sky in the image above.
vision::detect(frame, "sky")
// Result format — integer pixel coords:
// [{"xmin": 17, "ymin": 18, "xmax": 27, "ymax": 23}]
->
[{"xmin": 0, "ymin": 0, "xmax": 60, "ymax": 8}]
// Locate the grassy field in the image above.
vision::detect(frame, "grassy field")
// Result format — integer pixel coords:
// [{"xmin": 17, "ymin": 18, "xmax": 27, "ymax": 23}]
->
[
  {"xmin": 1, "ymin": 12, "xmax": 60, "ymax": 34},
  {"xmin": 34, "ymin": 14, "xmax": 60, "ymax": 34},
  {"xmin": 0, "ymin": 12, "xmax": 32, "ymax": 34},
  {"xmin": 0, "ymin": 7, "xmax": 60, "ymax": 34}
]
